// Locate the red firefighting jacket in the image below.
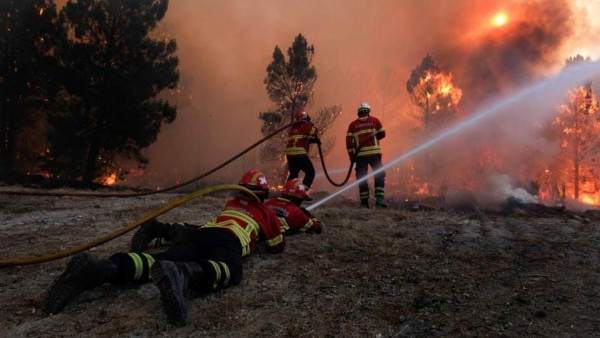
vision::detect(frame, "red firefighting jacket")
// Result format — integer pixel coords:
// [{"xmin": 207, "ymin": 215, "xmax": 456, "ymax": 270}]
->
[
  {"xmin": 264, "ymin": 197, "xmax": 323, "ymax": 234},
  {"xmin": 203, "ymin": 194, "xmax": 285, "ymax": 256},
  {"xmin": 346, "ymin": 116, "xmax": 386, "ymax": 158},
  {"xmin": 286, "ymin": 121, "xmax": 319, "ymax": 156}
]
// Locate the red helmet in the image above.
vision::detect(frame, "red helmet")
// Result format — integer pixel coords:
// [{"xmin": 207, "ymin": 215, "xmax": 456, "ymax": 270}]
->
[
  {"xmin": 282, "ymin": 178, "xmax": 309, "ymax": 200},
  {"xmin": 239, "ymin": 169, "xmax": 269, "ymax": 200},
  {"xmin": 295, "ymin": 110, "xmax": 309, "ymax": 121}
]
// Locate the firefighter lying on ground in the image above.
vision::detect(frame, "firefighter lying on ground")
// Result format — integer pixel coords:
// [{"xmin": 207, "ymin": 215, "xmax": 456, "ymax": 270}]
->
[
  {"xmin": 44, "ymin": 169, "xmax": 285, "ymax": 326},
  {"xmin": 264, "ymin": 178, "xmax": 323, "ymax": 234},
  {"xmin": 130, "ymin": 178, "xmax": 323, "ymax": 252}
]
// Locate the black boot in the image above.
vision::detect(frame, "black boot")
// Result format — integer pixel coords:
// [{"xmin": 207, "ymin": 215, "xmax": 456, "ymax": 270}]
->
[
  {"xmin": 45, "ymin": 252, "xmax": 116, "ymax": 314},
  {"xmin": 151, "ymin": 261, "xmax": 204, "ymax": 326},
  {"xmin": 168, "ymin": 224, "xmax": 200, "ymax": 245},
  {"xmin": 130, "ymin": 219, "xmax": 172, "ymax": 252},
  {"xmin": 376, "ymin": 198, "xmax": 389, "ymax": 208},
  {"xmin": 360, "ymin": 199, "xmax": 370, "ymax": 208}
]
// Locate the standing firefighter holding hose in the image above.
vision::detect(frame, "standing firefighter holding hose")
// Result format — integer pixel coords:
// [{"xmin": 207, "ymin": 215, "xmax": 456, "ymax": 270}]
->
[
  {"xmin": 286, "ymin": 110, "xmax": 320, "ymax": 195},
  {"xmin": 346, "ymin": 102, "xmax": 389, "ymax": 208}
]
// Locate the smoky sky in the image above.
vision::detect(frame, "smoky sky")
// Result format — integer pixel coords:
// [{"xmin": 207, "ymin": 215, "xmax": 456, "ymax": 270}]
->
[
  {"xmin": 436, "ymin": 0, "xmax": 576, "ymax": 111},
  {"xmin": 55, "ymin": 0, "xmax": 600, "ymax": 196}
]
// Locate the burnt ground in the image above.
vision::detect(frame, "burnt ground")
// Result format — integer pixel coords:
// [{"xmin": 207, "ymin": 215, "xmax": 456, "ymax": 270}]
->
[{"xmin": 1, "ymin": 187, "xmax": 600, "ymax": 337}]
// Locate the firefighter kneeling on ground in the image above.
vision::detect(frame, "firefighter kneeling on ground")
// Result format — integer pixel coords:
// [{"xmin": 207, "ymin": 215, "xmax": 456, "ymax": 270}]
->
[{"xmin": 44, "ymin": 169, "xmax": 284, "ymax": 326}]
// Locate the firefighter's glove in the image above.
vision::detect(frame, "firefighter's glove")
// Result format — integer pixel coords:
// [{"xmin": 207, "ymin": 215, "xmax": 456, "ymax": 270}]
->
[{"xmin": 308, "ymin": 219, "xmax": 323, "ymax": 234}]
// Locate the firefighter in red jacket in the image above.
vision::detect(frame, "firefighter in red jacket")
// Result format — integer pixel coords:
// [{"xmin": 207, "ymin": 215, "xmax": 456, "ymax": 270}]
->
[
  {"xmin": 129, "ymin": 178, "xmax": 323, "ymax": 251},
  {"xmin": 264, "ymin": 178, "xmax": 323, "ymax": 234},
  {"xmin": 287, "ymin": 110, "xmax": 320, "ymax": 193},
  {"xmin": 44, "ymin": 169, "xmax": 284, "ymax": 326},
  {"xmin": 346, "ymin": 102, "xmax": 389, "ymax": 208}
]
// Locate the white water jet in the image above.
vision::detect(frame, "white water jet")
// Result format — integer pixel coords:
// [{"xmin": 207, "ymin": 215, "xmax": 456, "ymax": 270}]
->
[{"xmin": 307, "ymin": 61, "xmax": 600, "ymax": 211}]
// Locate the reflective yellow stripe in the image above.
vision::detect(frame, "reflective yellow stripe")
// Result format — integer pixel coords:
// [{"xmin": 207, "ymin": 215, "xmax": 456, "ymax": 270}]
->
[
  {"xmin": 207, "ymin": 260, "xmax": 231, "ymax": 290},
  {"xmin": 266, "ymin": 233, "xmax": 284, "ymax": 247},
  {"xmin": 287, "ymin": 147, "xmax": 307, "ymax": 155},
  {"xmin": 355, "ymin": 129, "xmax": 376, "ymax": 136},
  {"xmin": 218, "ymin": 261, "xmax": 230, "ymax": 287},
  {"xmin": 127, "ymin": 252, "xmax": 143, "ymax": 280},
  {"xmin": 278, "ymin": 216, "xmax": 290, "ymax": 232},
  {"xmin": 349, "ymin": 128, "xmax": 383, "ymax": 156},
  {"xmin": 221, "ymin": 210, "xmax": 260, "ymax": 236},
  {"xmin": 204, "ymin": 220, "xmax": 251, "ymax": 256},
  {"xmin": 143, "ymin": 253, "xmax": 155, "ymax": 270},
  {"xmin": 357, "ymin": 146, "xmax": 381, "ymax": 156},
  {"xmin": 287, "ymin": 132, "xmax": 311, "ymax": 155},
  {"xmin": 205, "ymin": 210, "xmax": 261, "ymax": 256},
  {"xmin": 301, "ymin": 219, "xmax": 314, "ymax": 232},
  {"xmin": 208, "ymin": 261, "xmax": 221, "ymax": 290}
]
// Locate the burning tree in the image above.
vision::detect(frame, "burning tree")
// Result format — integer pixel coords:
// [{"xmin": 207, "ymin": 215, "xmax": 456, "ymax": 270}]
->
[
  {"xmin": 405, "ymin": 54, "xmax": 462, "ymax": 195},
  {"xmin": 45, "ymin": 0, "xmax": 179, "ymax": 185},
  {"xmin": 260, "ymin": 33, "xmax": 340, "ymax": 184},
  {"xmin": 0, "ymin": 0, "xmax": 59, "ymax": 181},
  {"xmin": 547, "ymin": 55, "xmax": 600, "ymax": 204}
]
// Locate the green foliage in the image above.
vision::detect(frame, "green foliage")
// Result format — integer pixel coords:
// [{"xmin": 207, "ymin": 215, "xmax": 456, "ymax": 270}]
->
[
  {"xmin": 260, "ymin": 34, "xmax": 318, "ymax": 182},
  {"xmin": 0, "ymin": 0, "xmax": 60, "ymax": 180},
  {"xmin": 264, "ymin": 33, "xmax": 317, "ymax": 120},
  {"xmin": 260, "ymin": 34, "xmax": 344, "ymax": 185},
  {"xmin": 46, "ymin": 0, "xmax": 179, "ymax": 183}
]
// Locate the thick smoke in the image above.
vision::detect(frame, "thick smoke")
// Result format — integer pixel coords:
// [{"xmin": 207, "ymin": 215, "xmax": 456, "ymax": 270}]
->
[
  {"xmin": 54, "ymin": 0, "xmax": 598, "ymax": 205},
  {"xmin": 423, "ymin": 0, "xmax": 580, "ymax": 207},
  {"xmin": 437, "ymin": 0, "xmax": 575, "ymax": 110}
]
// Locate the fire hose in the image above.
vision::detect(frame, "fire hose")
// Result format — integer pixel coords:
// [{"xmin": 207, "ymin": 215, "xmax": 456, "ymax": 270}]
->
[
  {"xmin": 315, "ymin": 130, "xmax": 379, "ymax": 187},
  {"xmin": 0, "ymin": 124, "xmax": 379, "ymax": 267},
  {"xmin": 316, "ymin": 142, "xmax": 354, "ymax": 187},
  {"xmin": 0, "ymin": 184, "xmax": 260, "ymax": 267},
  {"xmin": 0, "ymin": 121, "xmax": 300, "ymax": 198}
]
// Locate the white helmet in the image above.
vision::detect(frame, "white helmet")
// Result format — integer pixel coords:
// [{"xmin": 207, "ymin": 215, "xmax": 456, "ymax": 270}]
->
[{"xmin": 357, "ymin": 102, "xmax": 371, "ymax": 115}]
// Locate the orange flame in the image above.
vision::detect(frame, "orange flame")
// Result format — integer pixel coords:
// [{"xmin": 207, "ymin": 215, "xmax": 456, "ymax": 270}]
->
[{"xmin": 101, "ymin": 173, "xmax": 117, "ymax": 186}]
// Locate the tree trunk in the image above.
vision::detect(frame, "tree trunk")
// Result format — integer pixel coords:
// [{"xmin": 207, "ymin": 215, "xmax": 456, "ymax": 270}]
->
[
  {"xmin": 573, "ymin": 104, "xmax": 580, "ymax": 200},
  {"xmin": 0, "ymin": 103, "xmax": 8, "ymax": 177},
  {"xmin": 0, "ymin": 107, "xmax": 16, "ymax": 180},
  {"xmin": 83, "ymin": 138, "xmax": 100, "ymax": 184}
]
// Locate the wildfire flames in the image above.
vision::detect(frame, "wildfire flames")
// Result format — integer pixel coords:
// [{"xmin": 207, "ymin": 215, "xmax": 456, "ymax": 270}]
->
[
  {"xmin": 101, "ymin": 173, "xmax": 117, "ymax": 186},
  {"xmin": 13, "ymin": 0, "xmax": 599, "ymax": 212}
]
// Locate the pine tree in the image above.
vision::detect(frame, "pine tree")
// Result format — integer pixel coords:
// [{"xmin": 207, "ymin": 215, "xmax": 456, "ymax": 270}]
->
[
  {"xmin": 261, "ymin": 34, "xmax": 340, "ymax": 184},
  {"xmin": 0, "ymin": 0, "xmax": 59, "ymax": 180},
  {"xmin": 47, "ymin": 0, "xmax": 179, "ymax": 184}
]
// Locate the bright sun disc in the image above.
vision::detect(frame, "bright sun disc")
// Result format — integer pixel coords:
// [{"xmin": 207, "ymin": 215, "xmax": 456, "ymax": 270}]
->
[{"xmin": 493, "ymin": 13, "xmax": 507, "ymax": 26}]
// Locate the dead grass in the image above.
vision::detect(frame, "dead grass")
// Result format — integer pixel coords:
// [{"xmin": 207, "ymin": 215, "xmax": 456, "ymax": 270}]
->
[{"xmin": 1, "ymin": 191, "xmax": 600, "ymax": 337}]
